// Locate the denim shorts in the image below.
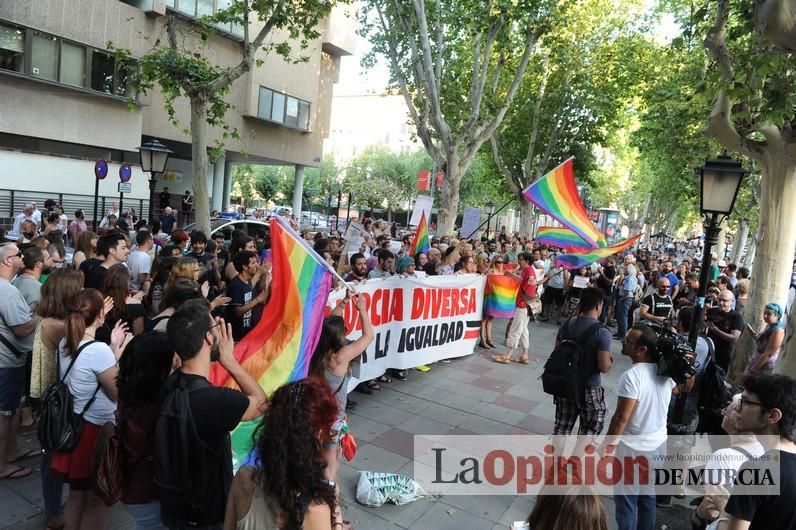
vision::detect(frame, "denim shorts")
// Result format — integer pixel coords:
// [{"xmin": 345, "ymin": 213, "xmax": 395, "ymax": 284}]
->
[{"xmin": 0, "ymin": 366, "xmax": 25, "ymax": 415}]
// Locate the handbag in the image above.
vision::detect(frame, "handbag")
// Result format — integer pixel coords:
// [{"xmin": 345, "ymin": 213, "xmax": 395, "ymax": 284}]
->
[
  {"xmin": 37, "ymin": 341, "xmax": 100, "ymax": 452},
  {"xmin": 93, "ymin": 410, "xmax": 137, "ymax": 507}
]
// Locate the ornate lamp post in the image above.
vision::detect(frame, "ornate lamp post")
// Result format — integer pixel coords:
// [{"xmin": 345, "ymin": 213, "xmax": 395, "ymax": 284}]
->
[
  {"xmin": 485, "ymin": 201, "xmax": 496, "ymax": 237},
  {"xmin": 688, "ymin": 154, "xmax": 749, "ymax": 347},
  {"xmin": 138, "ymin": 139, "xmax": 173, "ymax": 223}
]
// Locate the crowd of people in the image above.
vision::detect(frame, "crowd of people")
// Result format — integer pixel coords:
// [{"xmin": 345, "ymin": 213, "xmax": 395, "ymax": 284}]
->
[{"xmin": 0, "ymin": 199, "xmax": 794, "ymax": 530}]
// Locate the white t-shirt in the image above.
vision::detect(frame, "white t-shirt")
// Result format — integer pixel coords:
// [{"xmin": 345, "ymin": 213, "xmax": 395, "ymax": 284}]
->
[
  {"xmin": 617, "ymin": 362, "xmax": 676, "ymax": 451},
  {"xmin": 58, "ymin": 339, "xmax": 117, "ymax": 426},
  {"xmin": 128, "ymin": 250, "xmax": 153, "ymax": 292}
]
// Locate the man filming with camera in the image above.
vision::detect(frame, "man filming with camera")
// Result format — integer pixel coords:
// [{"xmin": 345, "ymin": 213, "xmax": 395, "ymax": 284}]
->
[{"xmin": 606, "ymin": 324, "xmax": 677, "ymax": 530}]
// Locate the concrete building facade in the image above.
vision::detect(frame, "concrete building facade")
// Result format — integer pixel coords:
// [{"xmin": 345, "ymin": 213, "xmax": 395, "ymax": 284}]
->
[{"xmin": 0, "ymin": 0, "xmax": 355, "ymax": 224}]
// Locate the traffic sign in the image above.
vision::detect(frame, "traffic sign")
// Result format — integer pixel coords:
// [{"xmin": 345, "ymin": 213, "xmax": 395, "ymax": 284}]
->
[{"xmin": 118, "ymin": 182, "xmax": 132, "ymax": 193}]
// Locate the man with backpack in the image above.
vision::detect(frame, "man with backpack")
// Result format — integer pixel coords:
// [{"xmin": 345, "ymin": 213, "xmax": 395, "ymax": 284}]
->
[
  {"xmin": 639, "ymin": 278, "xmax": 674, "ymax": 324},
  {"xmin": 159, "ymin": 300, "xmax": 267, "ymax": 529},
  {"xmin": 547, "ymin": 288, "xmax": 613, "ymax": 442}
]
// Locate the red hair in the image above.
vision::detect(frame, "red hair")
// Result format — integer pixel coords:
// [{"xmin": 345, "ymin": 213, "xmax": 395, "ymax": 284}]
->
[{"xmin": 65, "ymin": 289, "xmax": 104, "ymax": 356}]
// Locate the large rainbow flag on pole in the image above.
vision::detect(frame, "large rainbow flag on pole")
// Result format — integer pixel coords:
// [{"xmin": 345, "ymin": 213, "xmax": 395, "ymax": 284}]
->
[
  {"xmin": 211, "ymin": 216, "xmax": 334, "ymax": 461},
  {"xmin": 211, "ymin": 215, "xmax": 333, "ymax": 392},
  {"xmin": 484, "ymin": 275, "xmax": 521, "ymax": 319},
  {"xmin": 535, "ymin": 226, "xmax": 594, "ymax": 252},
  {"xmin": 556, "ymin": 234, "xmax": 642, "ymax": 269},
  {"xmin": 408, "ymin": 210, "xmax": 431, "ymax": 256},
  {"xmin": 522, "ymin": 158, "xmax": 607, "ymax": 249}
]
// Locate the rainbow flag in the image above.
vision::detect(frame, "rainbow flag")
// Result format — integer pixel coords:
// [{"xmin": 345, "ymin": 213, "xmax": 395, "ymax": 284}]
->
[
  {"xmin": 408, "ymin": 210, "xmax": 431, "ymax": 256},
  {"xmin": 522, "ymin": 158, "xmax": 606, "ymax": 248},
  {"xmin": 484, "ymin": 274, "xmax": 521, "ymax": 319},
  {"xmin": 535, "ymin": 226, "xmax": 594, "ymax": 251},
  {"xmin": 210, "ymin": 216, "xmax": 333, "ymax": 460},
  {"xmin": 556, "ymin": 234, "xmax": 642, "ymax": 269}
]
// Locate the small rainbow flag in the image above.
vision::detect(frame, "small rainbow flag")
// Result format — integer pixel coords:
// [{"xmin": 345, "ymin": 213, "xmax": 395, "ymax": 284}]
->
[
  {"xmin": 556, "ymin": 234, "xmax": 642, "ymax": 269},
  {"xmin": 522, "ymin": 158, "xmax": 606, "ymax": 248},
  {"xmin": 484, "ymin": 274, "xmax": 521, "ymax": 319},
  {"xmin": 408, "ymin": 210, "xmax": 431, "ymax": 256},
  {"xmin": 535, "ymin": 226, "xmax": 594, "ymax": 252}
]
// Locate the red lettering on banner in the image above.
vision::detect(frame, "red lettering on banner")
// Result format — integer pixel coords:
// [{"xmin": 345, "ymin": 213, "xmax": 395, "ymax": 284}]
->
[
  {"xmin": 371, "ymin": 290, "xmax": 383, "ymax": 326},
  {"xmin": 380, "ymin": 288, "xmax": 390, "ymax": 325},
  {"xmin": 467, "ymin": 288, "xmax": 476, "ymax": 313},
  {"xmin": 451, "ymin": 289, "xmax": 460, "ymax": 314},
  {"xmin": 431, "ymin": 289, "xmax": 442, "ymax": 318},
  {"xmin": 390, "ymin": 288, "xmax": 404, "ymax": 321},
  {"xmin": 441, "ymin": 289, "xmax": 451, "ymax": 317},
  {"xmin": 411, "ymin": 288, "xmax": 424, "ymax": 319}
]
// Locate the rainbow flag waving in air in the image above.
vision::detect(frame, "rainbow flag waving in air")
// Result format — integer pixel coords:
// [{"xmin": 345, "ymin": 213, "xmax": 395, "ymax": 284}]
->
[
  {"xmin": 408, "ymin": 210, "xmax": 431, "ymax": 256},
  {"xmin": 522, "ymin": 158, "xmax": 607, "ymax": 248},
  {"xmin": 535, "ymin": 226, "xmax": 594, "ymax": 252},
  {"xmin": 484, "ymin": 275, "xmax": 521, "ymax": 319},
  {"xmin": 210, "ymin": 216, "xmax": 333, "ymax": 460},
  {"xmin": 556, "ymin": 234, "xmax": 642, "ymax": 270}
]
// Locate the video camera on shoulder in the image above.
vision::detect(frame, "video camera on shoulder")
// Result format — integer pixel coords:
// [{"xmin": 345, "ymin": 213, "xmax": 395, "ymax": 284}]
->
[{"xmin": 647, "ymin": 321, "xmax": 699, "ymax": 384}]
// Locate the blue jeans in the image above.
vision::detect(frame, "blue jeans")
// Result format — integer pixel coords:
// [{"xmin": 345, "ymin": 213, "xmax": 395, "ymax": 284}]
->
[
  {"xmin": 614, "ymin": 442, "xmax": 663, "ymax": 530},
  {"xmin": 616, "ymin": 296, "xmax": 632, "ymax": 336},
  {"xmin": 41, "ymin": 452, "xmax": 63, "ymax": 519},
  {"xmin": 125, "ymin": 501, "xmax": 166, "ymax": 530}
]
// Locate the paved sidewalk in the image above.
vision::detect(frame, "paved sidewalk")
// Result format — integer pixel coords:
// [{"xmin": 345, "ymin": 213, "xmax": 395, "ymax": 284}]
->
[{"xmin": 1, "ymin": 319, "xmax": 692, "ymax": 529}]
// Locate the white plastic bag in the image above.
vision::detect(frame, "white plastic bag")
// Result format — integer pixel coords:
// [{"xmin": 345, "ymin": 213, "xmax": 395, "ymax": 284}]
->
[{"xmin": 355, "ymin": 471, "xmax": 425, "ymax": 506}]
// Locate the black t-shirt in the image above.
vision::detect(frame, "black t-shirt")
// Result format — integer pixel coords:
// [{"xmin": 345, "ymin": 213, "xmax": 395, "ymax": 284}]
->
[
  {"xmin": 160, "ymin": 373, "xmax": 249, "ymax": 527},
  {"xmin": 597, "ymin": 266, "xmax": 616, "ymax": 291},
  {"xmin": 706, "ymin": 307, "xmax": 744, "ymax": 371},
  {"xmin": 227, "ymin": 276, "xmax": 256, "ymax": 341},
  {"xmin": 726, "ymin": 450, "xmax": 796, "ymax": 530},
  {"xmin": 190, "ymin": 251, "xmax": 217, "ymax": 285},
  {"xmin": 641, "ymin": 293, "xmax": 673, "ymax": 318},
  {"xmin": 423, "ymin": 261, "xmax": 438, "ymax": 276},
  {"xmin": 96, "ymin": 303, "xmax": 147, "ymax": 344},
  {"xmin": 84, "ymin": 263, "xmax": 108, "ymax": 290}
]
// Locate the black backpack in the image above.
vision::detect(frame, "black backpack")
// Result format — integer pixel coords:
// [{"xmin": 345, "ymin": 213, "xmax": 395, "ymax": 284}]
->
[
  {"xmin": 154, "ymin": 373, "xmax": 216, "ymax": 525},
  {"xmin": 38, "ymin": 340, "xmax": 100, "ymax": 452},
  {"xmin": 541, "ymin": 318, "xmax": 603, "ymax": 400},
  {"xmin": 698, "ymin": 338, "xmax": 737, "ymax": 419}
]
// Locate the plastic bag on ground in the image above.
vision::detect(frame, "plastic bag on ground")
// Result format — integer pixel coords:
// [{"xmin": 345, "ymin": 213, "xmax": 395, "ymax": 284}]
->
[{"xmin": 355, "ymin": 471, "xmax": 425, "ymax": 506}]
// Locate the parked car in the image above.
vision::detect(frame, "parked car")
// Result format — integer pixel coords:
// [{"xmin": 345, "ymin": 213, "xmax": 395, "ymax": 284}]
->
[{"xmin": 183, "ymin": 218, "xmax": 269, "ymax": 244}]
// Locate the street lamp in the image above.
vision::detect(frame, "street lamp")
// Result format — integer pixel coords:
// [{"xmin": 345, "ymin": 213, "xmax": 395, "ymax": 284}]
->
[
  {"xmin": 485, "ymin": 201, "xmax": 496, "ymax": 237},
  {"xmin": 688, "ymin": 153, "xmax": 749, "ymax": 347},
  {"xmin": 138, "ymin": 139, "xmax": 173, "ymax": 223}
]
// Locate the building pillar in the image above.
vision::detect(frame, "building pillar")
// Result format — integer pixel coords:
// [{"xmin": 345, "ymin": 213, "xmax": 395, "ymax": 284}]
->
[
  {"xmin": 222, "ymin": 161, "xmax": 233, "ymax": 211},
  {"xmin": 292, "ymin": 164, "xmax": 305, "ymax": 218},
  {"xmin": 212, "ymin": 157, "xmax": 225, "ymax": 211}
]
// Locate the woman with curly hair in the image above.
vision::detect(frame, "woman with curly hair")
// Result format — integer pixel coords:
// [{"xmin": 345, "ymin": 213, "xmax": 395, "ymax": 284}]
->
[
  {"xmin": 72, "ymin": 230, "xmax": 97, "ymax": 271},
  {"xmin": 116, "ymin": 332, "xmax": 174, "ymax": 529},
  {"xmin": 224, "ymin": 378, "xmax": 343, "ymax": 530},
  {"xmin": 309, "ymin": 293, "xmax": 374, "ymax": 483}
]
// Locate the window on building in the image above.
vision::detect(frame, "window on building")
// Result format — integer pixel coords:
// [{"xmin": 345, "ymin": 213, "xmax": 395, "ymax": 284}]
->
[
  {"xmin": 285, "ymin": 96, "xmax": 299, "ymax": 128},
  {"xmin": 60, "ymin": 41, "xmax": 86, "ymax": 87},
  {"xmin": 31, "ymin": 32, "xmax": 58, "ymax": 81},
  {"xmin": 176, "ymin": 0, "xmax": 197, "ymax": 16},
  {"xmin": 0, "ymin": 21, "xmax": 24, "ymax": 73},
  {"xmin": 196, "ymin": 0, "xmax": 214, "ymax": 17},
  {"xmin": 298, "ymin": 101, "xmax": 310, "ymax": 131},
  {"xmin": 114, "ymin": 57, "xmax": 134, "ymax": 96},
  {"xmin": 258, "ymin": 87, "xmax": 273, "ymax": 120},
  {"xmin": 271, "ymin": 92, "xmax": 285, "ymax": 124},
  {"xmin": 90, "ymin": 51, "xmax": 115, "ymax": 93}
]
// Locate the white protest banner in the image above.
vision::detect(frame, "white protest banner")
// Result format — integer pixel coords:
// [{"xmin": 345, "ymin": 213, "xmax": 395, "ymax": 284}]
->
[
  {"xmin": 461, "ymin": 207, "xmax": 481, "ymax": 239},
  {"xmin": 327, "ymin": 274, "xmax": 486, "ymax": 388},
  {"xmin": 410, "ymin": 195, "xmax": 433, "ymax": 227}
]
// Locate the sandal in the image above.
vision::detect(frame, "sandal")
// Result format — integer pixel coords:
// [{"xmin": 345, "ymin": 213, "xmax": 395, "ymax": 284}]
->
[
  {"xmin": 0, "ymin": 466, "xmax": 32, "ymax": 480},
  {"xmin": 478, "ymin": 340, "xmax": 492, "ymax": 349},
  {"xmin": 377, "ymin": 375, "xmax": 392, "ymax": 384},
  {"xmin": 490, "ymin": 355, "xmax": 511, "ymax": 364},
  {"xmin": 511, "ymin": 357, "xmax": 529, "ymax": 365},
  {"xmin": 486, "ymin": 340, "xmax": 497, "ymax": 348},
  {"xmin": 8, "ymin": 448, "xmax": 39, "ymax": 464},
  {"xmin": 366, "ymin": 380, "xmax": 381, "ymax": 391}
]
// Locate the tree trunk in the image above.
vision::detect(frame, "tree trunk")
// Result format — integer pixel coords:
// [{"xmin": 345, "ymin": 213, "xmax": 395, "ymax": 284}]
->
[
  {"xmin": 190, "ymin": 94, "xmax": 212, "ymax": 235},
  {"xmin": 436, "ymin": 153, "xmax": 462, "ymax": 236},
  {"xmin": 730, "ymin": 219, "xmax": 749, "ymax": 265},
  {"xmin": 519, "ymin": 199, "xmax": 535, "ymax": 238},
  {"xmin": 742, "ymin": 233, "xmax": 757, "ymax": 269},
  {"xmin": 729, "ymin": 153, "xmax": 796, "ymax": 381}
]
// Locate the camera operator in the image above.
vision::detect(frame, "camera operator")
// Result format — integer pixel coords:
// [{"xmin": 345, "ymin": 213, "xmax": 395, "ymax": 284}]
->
[
  {"xmin": 605, "ymin": 324, "xmax": 676, "ymax": 530},
  {"xmin": 657, "ymin": 306, "xmax": 711, "ymax": 507},
  {"xmin": 639, "ymin": 278, "xmax": 674, "ymax": 324}
]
